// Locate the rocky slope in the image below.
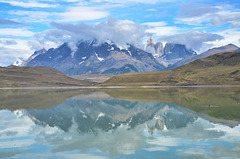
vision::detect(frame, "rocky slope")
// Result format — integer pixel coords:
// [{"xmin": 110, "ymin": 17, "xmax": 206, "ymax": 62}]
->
[{"xmin": 23, "ymin": 41, "xmax": 165, "ymax": 75}]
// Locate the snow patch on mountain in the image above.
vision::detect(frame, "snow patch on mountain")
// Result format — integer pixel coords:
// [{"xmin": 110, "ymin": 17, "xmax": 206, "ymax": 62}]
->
[
  {"xmin": 13, "ymin": 58, "xmax": 24, "ymax": 66},
  {"xmin": 79, "ymin": 61, "xmax": 84, "ymax": 65},
  {"xmin": 95, "ymin": 52, "xmax": 104, "ymax": 61}
]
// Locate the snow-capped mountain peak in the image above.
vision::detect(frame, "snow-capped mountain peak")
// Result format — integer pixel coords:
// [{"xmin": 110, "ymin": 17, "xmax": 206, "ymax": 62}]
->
[{"xmin": 13, "ymin": 58, "xmax": 24, "ymax": 66}]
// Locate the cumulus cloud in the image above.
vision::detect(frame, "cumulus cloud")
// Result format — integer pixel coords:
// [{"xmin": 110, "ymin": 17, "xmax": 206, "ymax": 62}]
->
[
  {"xmin": 207, "ymin": 29, "xmax": 240, "ymax": 49},
  {"xmin": 34, "ymin": 18, "xmax": 147, "ymax": 50},
  {"xmin": 8, "ymin": 6, "xmax": 108, "ymax": 23},
  {"xmin": 145, "ymin": 26, "xmax": 179, "ymax": 36},
  {"xmin": 57, "ymin": 6, "xmax": 109, "ymax": 22},
  {"xmin": 0, "ymin": 19, "xmax": 25, "ymax": 25},
  {"xmin": 142, "ymin": 21, "xmax": 180, "ymax": 36},
  {"xmin": 158, "ymin": 30, "xmax": 224, "ymax": 51},
  {"xmin": 0, "ymin": 28, "xmax": 34, "ymax": 37}
]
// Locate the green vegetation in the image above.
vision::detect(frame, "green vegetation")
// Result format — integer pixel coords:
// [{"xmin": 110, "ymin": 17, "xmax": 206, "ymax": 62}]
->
[
  {"xmin": 102, "ymin": 51, "xmax": 240, "ymax": 86},
  {"xmin": 0, "ymin": 66, "xmax": 92, "ymax": 87}
]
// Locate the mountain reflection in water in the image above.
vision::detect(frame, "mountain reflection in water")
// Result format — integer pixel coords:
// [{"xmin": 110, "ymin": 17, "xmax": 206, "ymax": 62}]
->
[{"xmin": 0, "ymin": 88, "xmax": 240, "ymax": 159}]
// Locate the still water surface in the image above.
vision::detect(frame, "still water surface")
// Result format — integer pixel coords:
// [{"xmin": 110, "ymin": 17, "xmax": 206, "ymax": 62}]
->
[{"xmin": 0, "ymin": 88, "xmax": 240, "ymax": 159}]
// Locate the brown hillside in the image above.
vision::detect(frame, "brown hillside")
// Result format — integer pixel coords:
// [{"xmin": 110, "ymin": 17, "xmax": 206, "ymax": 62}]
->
[
  {"xmin": 102, "ymin": 51, "xmax": 240, "ymax": 86},
  {"xmin": 0, "ymin": 66, "xmax": 92, "ymax": 87}
]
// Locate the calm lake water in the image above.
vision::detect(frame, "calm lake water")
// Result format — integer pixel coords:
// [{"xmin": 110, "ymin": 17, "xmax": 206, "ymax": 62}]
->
[{"xmin": 0, "ymin": 87, "xmax": 240, "ymax": 159}]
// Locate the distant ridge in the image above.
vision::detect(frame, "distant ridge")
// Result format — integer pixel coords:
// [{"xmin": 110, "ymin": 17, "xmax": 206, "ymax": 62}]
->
[
  {"xmin": 167, "ymin": 44, "xmax": 239, "ymax": 70},
  {"xmin": 102, "ymin": 51, "xmax": 240, "ymax": 86}
]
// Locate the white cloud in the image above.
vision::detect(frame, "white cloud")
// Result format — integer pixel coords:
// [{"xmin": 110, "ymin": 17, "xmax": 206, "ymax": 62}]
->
[
  {"xmin": 8, "ymin": 10, "xmax": 52, "ymax": 23},
  {"xmin": 142, "ymin": 21, "xmax": 167, "ymax": 27},
  {"xmin": 145, "ymin": 26, "xmax": 179, "ymax": 36},
  {"xmin": 146, "ymin": 8, "xmax": 157, "ymax": 12},
  {"xmin": 8, "ymin": 3, "xmax": 109, "ymax": 23},
  {"xmin": 34, "ymin": 18, "xmax": 147, "ymax": 50},
  {"xmin": 206, "ymin": 29, "xmax": 240, "ymax": 48},
  {"xmin": 0, "ymin": 110, "xmax": 34, "ymax": 139},
  {"xmin": 0, "ymin": 38, "xmax": 36, "ymax": 66},
  {"xmin": 0, "ymin": 28, "xmax": 34, "ymax": 37},
  {"xmin": 0, "ymin": 0, "xmax": 59, "ymax": 8},
  {"xmin": 58, "ymin": 6, "xmax": 109, "ymax": 22}
]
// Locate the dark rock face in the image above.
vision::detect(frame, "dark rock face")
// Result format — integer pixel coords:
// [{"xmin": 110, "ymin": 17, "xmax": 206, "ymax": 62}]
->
[
  {"xmin": 24, "ymin": 41, "xmax": 164, "ymax": 75},
  {"xmin": 163, "ymin": 43, "xmax": 196, "ymax": 60}
]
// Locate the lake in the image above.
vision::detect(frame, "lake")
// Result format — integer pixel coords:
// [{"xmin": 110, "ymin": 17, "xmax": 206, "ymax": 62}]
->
[{"xmin": 0, "ymin": 87, "xmax": 240, "ymax": 159}]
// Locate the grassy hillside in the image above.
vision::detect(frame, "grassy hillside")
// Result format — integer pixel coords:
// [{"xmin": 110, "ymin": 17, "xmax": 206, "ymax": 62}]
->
[
  {"xmin": 102, "ymin": 51, "xmax": 240, "ymax": 86},
  {"xmin": 0, "ymin": 66, "xmax": 92, "ymax": 87}
]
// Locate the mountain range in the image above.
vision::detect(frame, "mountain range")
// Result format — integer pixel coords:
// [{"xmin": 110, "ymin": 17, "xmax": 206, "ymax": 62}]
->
[
  {"xmin": 20, "ymin": 38, "xmax": 239, "ymax": 77},
  {"xmin": 22, "ymin": 41, "xmax": 165, "ymax": 75},
  {"xmin": 21, "ymin": 38, "xmax": 203, "ymax": 75}
]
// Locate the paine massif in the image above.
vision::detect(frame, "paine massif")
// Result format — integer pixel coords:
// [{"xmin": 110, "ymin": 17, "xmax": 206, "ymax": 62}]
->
[{"xmin": 21, "ymin": 38, "xmax": 199, "ymax": 75}]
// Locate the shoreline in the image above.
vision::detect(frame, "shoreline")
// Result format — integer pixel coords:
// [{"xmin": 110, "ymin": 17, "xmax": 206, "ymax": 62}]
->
[{"xmin": 0, "ymin": 85, "xmax": 240, "ymax": 89}]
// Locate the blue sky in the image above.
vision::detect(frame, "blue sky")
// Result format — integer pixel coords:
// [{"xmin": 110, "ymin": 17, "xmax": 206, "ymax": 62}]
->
[{"xmin": 0, "ymin": 0, "xmax": 240, "ymax": 66}]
